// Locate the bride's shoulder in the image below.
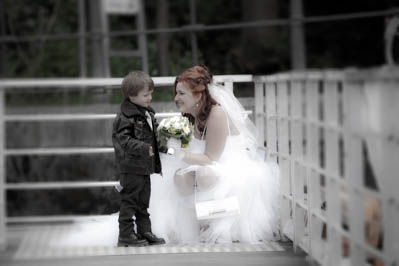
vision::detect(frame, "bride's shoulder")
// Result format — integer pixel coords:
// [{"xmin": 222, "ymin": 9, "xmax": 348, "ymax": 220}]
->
[{"xmin": 208, "ymin": 105, "xmax": 227, "ymax": 121}]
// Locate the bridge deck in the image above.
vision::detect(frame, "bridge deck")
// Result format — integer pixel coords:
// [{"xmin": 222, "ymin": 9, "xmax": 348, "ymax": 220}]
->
[{"xmin": 0, "ymin": 223, "xmax": 310, "ymax": 266}]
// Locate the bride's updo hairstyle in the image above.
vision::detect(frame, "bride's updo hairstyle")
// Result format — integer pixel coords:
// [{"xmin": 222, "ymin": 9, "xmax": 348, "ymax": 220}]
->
[{"xmin": 174, "ymin": 65, "xmax": 217, "ymax": 134}]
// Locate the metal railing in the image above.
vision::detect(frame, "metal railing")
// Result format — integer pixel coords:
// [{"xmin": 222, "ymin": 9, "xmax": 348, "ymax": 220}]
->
[
  {"xmin": 0, "ymin": 74, "xmax": 253, "ymax": 250},
  {"xmin": 254, "ymin": 67, "xmax": 399, "ymax": 265}
]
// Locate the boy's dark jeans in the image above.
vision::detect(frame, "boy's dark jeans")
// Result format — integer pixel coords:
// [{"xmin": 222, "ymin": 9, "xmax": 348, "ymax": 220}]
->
[{"xmin": 118, "ymin": 173, "xmax": 152, "ymax": 237}]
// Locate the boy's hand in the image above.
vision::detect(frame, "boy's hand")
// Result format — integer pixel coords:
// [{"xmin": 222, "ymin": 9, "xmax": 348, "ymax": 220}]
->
[{"xmin": 149, "ymin": 145, "xmax": 154, "ymax": 157}]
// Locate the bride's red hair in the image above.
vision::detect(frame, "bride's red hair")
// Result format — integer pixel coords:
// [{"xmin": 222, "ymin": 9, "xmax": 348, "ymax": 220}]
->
[{"xmin": 174, "ymin": 65, "xmax": 217, "ymax": 134}]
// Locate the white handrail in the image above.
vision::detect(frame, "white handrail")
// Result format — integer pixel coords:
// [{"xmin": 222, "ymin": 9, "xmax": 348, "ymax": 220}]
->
[
  {"xmin": 7, "ymin": 214, "xmax": 117, "ymax": 224},
  {"xmin": 5, "ymin": 147, "xmax": 114, "ymax": 156},
  {"xmin": 6, "ymin": 181, "xmax": 119, "ymax": 190},
  {"xmin": 5, "ymin": 113, "xmax": 117, "ymax": 121},
  {"xmin": 4, "ymin": 113, "xmax": 181, "ymax": 122},
  {"xmin": 4, "ymin": 111, "xmax": 252, "ymax": 122}
]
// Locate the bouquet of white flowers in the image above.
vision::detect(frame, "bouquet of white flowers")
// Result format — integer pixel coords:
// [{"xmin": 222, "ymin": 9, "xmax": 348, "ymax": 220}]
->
[{"xmin": 157, "ymin": 115, "xmax": 194, "ymax": 149}]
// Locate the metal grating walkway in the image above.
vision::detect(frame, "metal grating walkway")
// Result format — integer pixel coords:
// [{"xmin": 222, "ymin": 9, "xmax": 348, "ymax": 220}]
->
[{"xmin": 12, "ymin": 224, "xmax": 285, "ymax": 260}]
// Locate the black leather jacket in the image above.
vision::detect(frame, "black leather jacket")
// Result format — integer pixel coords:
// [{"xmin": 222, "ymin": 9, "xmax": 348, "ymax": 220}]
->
[{"xmin": 112, "ymin": 99, "xmax": 164, "ymax": 175}]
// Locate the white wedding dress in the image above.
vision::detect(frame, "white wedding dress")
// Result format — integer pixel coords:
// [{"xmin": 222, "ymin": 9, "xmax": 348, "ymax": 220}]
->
[
  {"xmin": 55, "ymin": 83, "xmax": 280, "ymax": 247},
  {"xmin": 149, "ymin": 129, "xmax": 280, "ymax": 244}
]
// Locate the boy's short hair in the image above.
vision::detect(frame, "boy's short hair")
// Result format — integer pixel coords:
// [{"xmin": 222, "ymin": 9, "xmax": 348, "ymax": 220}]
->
[{"xmin": 121, "ymin": 71, "xmax": 154, "ymax": 98}]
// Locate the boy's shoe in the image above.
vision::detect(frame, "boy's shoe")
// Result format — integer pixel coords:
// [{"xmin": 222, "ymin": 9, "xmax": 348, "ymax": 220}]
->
[
  {"xmin": 117, "ymin": 233, "xmax": 149, "ymax": 247},
  {"xmin": 137, "ymin": 232, "xmax": 166, "ymax": 245}
]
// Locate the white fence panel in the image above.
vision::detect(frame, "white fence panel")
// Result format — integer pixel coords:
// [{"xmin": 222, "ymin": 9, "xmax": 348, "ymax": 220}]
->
[{"xmin": 255, "ymin": 67, "xmax": 399, "ymax": 266}]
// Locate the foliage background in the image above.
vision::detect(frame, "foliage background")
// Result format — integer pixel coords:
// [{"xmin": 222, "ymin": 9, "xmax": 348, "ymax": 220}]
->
[{"xmin": 2, "ymin": 0, "xmax": 396, "ymax": 78}]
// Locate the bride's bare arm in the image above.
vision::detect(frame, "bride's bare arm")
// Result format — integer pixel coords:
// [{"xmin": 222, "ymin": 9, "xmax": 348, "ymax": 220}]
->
[{"xmin": 182, "ymin": 106, "xmax": 229, "ymax": 165}]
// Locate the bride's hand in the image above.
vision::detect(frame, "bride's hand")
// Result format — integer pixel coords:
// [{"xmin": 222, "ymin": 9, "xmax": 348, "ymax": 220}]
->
[{"xmin": 167, "ymin": 138, "xmax": 185, "ymax": 160}]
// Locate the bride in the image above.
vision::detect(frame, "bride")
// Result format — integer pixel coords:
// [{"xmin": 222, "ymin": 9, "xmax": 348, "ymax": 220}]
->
[
  {"xmin": 149, "ymin": 65, "xmax": 280, "ymax": 244},
  {"xmin": 57, "ymin": 65, "xmax": 280, "ymax": 247}
]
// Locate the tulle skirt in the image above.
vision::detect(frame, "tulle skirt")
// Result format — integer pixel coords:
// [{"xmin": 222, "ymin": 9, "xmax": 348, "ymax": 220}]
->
[{"xmin": 149, "ymin": 137, "xmax": 280, "ymax": 244}]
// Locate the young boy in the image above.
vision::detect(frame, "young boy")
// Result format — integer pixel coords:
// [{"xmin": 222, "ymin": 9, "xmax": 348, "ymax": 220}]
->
[{"xmin": 112, "ymin": 71, "xmax": 166, "ymax": 247}]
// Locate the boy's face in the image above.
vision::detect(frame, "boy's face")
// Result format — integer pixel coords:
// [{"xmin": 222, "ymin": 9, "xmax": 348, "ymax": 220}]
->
[{"xmin": 129, "ymin": 86, "xmax": 153, "ymax": 108}]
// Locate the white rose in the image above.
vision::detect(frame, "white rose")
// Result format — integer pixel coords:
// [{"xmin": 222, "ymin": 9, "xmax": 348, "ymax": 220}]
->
[
  {"xmin": 175, "ymin": 122, "xmax": 183, "ymax": 130},
  {"xmin": 183, "ymin": 126, "xmax": 190, "ymax": 134}
]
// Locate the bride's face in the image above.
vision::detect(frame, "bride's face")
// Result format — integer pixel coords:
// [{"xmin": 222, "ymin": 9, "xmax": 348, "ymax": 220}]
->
[{"xmin": 175, "ymin": 82, "xmax": 200, "ymax": 114}]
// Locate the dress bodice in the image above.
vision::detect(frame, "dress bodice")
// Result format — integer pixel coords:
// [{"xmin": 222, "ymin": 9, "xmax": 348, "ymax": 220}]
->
[
  {"xmin": 188, "ymin": 134, "xmax": 248, "ymax": 164},
  {"xmin": 188, "ymin": 137, "xmax": 206, "ymax": 154}
]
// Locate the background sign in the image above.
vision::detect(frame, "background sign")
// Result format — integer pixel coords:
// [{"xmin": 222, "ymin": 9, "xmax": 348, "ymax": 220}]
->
[{"xmin": 103, "ymin": 0, "xmax": 139, "ymax": 14}]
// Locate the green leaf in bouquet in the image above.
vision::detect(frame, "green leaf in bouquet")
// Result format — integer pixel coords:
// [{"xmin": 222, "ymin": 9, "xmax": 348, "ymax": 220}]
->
[{"xmin": 181, "ymin": 137, "xmax": 190, "ymax": 148}]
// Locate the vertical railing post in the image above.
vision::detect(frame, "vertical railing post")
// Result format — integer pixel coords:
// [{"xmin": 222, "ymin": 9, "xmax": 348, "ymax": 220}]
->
[
  {"xmin": 343, "ymin": 76, "xmax": 365, "ymax": 265},
  {"xmin": 254, "ymin": 79, "xmax": 265, "ymax": 146},
  {"xmin": 189, "ymin": 0, "xmax": 198, "ymax": 65},
  {"xmin": 0, "ymin": 86, "xmax": 6, "ymax": 250},
  {"xmin": 78, "ymin": 0, "xmax": 87, "ymax": 77},
  {"xmin": 265, "ymin": 77, "xmax": 277, "ymax": 163},
  {"xmin": 138, "ymin": 0, "xmax": 149, "ymax": 73}
]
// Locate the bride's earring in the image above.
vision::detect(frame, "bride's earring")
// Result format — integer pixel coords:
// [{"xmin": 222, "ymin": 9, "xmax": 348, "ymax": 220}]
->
[{"xmin": 195, "ymin": 102, "xmax": 200, "ymax": 108}]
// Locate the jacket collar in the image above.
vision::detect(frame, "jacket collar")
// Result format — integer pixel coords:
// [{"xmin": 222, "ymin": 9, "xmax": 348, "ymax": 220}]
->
[{"xmin": 121, "ymin": 99, "xmax": 155, "ymax": 117}]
